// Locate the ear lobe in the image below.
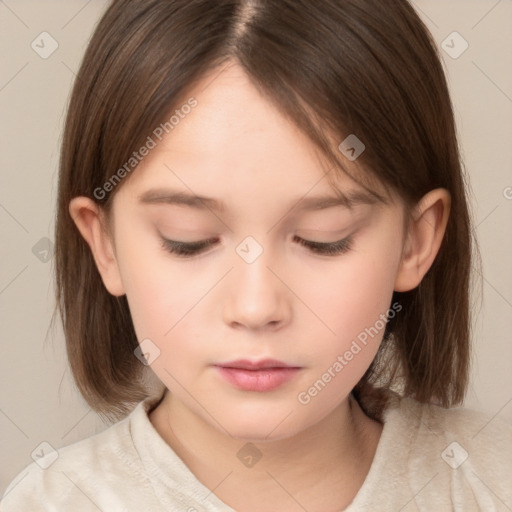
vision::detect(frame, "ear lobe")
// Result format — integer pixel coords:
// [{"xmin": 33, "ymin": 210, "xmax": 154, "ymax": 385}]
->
[
  {"xmin": 69, "ymin": 197, "xmax": 125, "ymax": 296},
  {"xmin": 394, "ymin": 188, "xmax": 451, "ymax": 292}
]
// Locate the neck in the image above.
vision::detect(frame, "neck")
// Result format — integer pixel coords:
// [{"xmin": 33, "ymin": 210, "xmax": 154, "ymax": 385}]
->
[{"xmin": 149, "ymin": 391, "xmax": 382, "ymax": 511}]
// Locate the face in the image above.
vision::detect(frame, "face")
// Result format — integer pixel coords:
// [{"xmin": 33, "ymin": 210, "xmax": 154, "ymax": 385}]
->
[{"xmin": 107, "ymin": 63, "xmax": 406, "ymax": 441}]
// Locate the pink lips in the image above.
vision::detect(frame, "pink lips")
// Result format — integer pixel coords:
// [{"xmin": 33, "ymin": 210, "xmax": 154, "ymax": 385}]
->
[{"xmin": 214, "ymin": 359, "xmax": 301, "ymax": 392}]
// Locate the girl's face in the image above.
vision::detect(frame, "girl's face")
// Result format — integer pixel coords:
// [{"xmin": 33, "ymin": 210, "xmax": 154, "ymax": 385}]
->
[{"xmin": 109, "ymin": 64, "xmax": 406, "ymax": 440}]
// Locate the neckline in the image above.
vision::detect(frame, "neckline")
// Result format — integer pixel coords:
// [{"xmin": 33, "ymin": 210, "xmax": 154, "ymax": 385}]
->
[
  {"xmin": 130, "ymin": 393, "xmax": 406, "ymax": 511},
  {"xmin": 340, "ymin": 396, "xmax": 406, "ymax": 510}
]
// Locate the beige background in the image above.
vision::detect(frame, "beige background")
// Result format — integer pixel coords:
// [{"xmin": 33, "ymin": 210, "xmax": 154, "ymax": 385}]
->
[{"xmin": 1, "ymin": 0, "xmax": 511, "ymax": 495}]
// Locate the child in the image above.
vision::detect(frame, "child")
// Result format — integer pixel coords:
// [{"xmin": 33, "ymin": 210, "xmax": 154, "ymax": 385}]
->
[{"xmin": 3, "ymin": 0, "xmax": 511, "ymax": 510}]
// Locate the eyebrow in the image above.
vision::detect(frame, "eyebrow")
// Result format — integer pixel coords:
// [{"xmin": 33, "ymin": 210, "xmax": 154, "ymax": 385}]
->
[{"xmin": 138, "ymin": 187, "xmax": 379, "ymax": 213}]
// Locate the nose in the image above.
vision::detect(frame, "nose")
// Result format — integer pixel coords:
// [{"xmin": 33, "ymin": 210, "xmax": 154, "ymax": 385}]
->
[{"xmin": 222, "ymin": 245, "xmax": 292, "ymax": 332}]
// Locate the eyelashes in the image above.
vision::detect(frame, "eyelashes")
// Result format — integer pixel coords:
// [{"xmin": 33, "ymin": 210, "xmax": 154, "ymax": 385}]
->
[
  {"xmin": 160, "ymin": 237, "xmax": 219, "ymax": 257},
  {"xmin": 160, "ymin": 235, "xmax": 353, "ymax": 258},
  {"xmin": 292, "ymin": 235, "xmax": 352, "ymax": 256}
]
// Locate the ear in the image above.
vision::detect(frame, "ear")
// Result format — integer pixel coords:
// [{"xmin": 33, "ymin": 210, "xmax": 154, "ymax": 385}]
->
[
  {"xmin": 394, "ymin": 188, "xmax": 451, "ymax": 292},
  {"xmin": 69, "ymin": 197, "xmax": 125, "ymax": 296}
]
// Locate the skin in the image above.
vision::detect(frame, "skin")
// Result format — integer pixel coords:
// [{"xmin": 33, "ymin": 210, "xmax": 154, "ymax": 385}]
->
[{"xmin": 70, "ymin": 62, "xmax": 450, "ymax": 511}]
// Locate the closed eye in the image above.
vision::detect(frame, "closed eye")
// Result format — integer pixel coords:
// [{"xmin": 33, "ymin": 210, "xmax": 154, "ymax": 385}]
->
[
  {"xmin": 160, "ymin": 235, "xmax": 353, "ymax": 258},
  {"xmin": 160, "ymin": 237, "xmax": 218, "ymax": 257},
  {"xmin": 292, "ymin": 235, "xmax": 353, "ymax": 255}
]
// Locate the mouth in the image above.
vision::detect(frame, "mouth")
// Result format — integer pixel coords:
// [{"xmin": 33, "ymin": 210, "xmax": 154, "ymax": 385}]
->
[{"xmin": 214, "ymin": 359, "xmax": 302, "ymax": 392}]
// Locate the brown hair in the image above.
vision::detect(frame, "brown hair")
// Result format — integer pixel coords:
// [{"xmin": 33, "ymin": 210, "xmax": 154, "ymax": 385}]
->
[{"xmin": 55, "ymin": 0, "xmax": 476, "ymax": 422}]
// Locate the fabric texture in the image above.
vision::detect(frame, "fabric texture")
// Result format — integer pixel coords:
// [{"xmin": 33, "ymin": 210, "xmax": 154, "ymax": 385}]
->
[{"xmin": 2, "ymin": 394, "xmax": 511, "ymax": 511}]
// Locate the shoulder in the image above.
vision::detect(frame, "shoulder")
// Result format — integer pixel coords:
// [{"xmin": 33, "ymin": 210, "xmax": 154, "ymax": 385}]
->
[
  {"xmin": 381, "ymin": 396, "xmax": 512, "ymax": 510},
  {"xmin": 1, "ymin": 398, "xmax": 161, "ymax": 511}
]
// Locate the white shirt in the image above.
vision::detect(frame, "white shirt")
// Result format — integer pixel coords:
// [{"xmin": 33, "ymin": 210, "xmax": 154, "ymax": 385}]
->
[{"xmin": 2, "ymin": 394, "xmax": 511, "ymax": 511}]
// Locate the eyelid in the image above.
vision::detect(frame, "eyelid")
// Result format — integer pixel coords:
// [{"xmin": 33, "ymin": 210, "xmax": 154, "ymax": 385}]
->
[
  {"xmin": 292, "ymin": 235, "xmax": 353, "ymax": 255},
  {"xmin": 160, "ymin": 237, "xmax": 219, "ymax": 256}
]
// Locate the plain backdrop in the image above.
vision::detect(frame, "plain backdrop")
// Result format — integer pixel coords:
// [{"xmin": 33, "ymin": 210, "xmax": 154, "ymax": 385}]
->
[{"xmin": 1, "ymin": 0, "xmax": 511, "ymax": 495}]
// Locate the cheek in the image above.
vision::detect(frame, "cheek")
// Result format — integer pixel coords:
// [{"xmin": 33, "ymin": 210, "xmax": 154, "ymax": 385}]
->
[
  {"xmin": 112, "ymin": 226, "xmax": 194, "ymax": 341},
  {"xmin": 119, "ymin": 255, "xmax": 210, "ymax": 387},
  {"xmin": 291, "ymin": 252, "xmax": 399, "ymax": 415},
  {"xmin": 308, "ymin": 246, "xmax": 397, "ymax": 318},
  {"xmin": 300, "ymin": 242, "xmax": 400, "ymax": 371},
  {"xmin": 114, "ymin": 226, "xmax": 224, "ymax": 383}
]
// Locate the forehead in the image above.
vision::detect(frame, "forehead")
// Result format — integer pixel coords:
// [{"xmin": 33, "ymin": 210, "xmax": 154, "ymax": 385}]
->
[{"xmin": 116, "ymin": 62, "xmax": 388, "ymax": 211}]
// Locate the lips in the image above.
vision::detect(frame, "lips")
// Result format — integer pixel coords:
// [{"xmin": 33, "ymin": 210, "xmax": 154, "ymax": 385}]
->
[
  {"xmin": 217, "ymin": 359, "xmax": 296, "ymax": 370},
  {"xmin": 214, "ymin": 359, "xmax": 301, "ymax": 392}
]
